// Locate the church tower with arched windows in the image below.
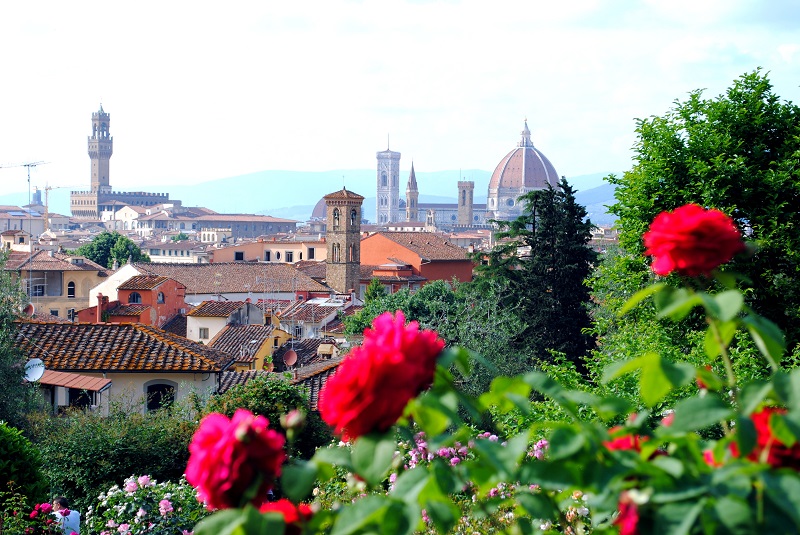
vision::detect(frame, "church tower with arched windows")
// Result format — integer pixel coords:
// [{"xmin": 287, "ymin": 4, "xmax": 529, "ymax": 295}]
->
[
  {"xmin": 376, "ymin": 143, "xmax": 401, "ymax": 224},
  {"xmin": 324, "ymin": 188, "xmax": 364, "ymax": 295}
]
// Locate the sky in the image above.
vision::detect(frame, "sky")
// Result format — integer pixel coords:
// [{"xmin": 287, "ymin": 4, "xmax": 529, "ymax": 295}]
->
[{"xmin": 1, "ymin": 0, "xmax": 799, "ymax": 197}]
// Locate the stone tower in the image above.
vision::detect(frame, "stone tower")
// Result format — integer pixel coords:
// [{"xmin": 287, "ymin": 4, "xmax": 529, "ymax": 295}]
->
[
  {"xmin": 376, "ymin": 143, "xmax": 401, "ymax": 224},
  {"xmin": 324, "ymin": 188, "xmax": 364, "ymax": 295},
  {"xmin": 405, "ymin": 162, "xmax": 419, "ymax": 222},
  {"xmin": 88, "ymin": 104, "xmax": 113, "ymax": 192},
  {"xmin": 457, "ymin": 180, "xmax": 474, "ymax": 225}
]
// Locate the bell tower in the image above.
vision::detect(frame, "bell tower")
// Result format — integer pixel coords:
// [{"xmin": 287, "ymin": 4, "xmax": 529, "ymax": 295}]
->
[
  {"xmin": 88, "ymin": 104, "xmax": 113, "ymax": 192},
  {"xmin": 376, "ymin": 140, "xmax": 400, "ymax": 224},
  {"xmin": 325, "ymin": 188, "xmax": 364, "ymax": 295},
  {"xmin": 405, "ymin": 162, "xmax": 419, "ymax": 222}
]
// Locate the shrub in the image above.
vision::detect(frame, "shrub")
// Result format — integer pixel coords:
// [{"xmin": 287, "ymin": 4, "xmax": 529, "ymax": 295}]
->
[
  {"xmin": 85, "ymin": 475, "xmax": 210, "ymax": 535},
  {"xmin": 28, "ymin": 401, "xmax": 198, "ymax": 513},
  {"xmin": 0, "ymin": 421, "xmax": 48, "ymax": 509}
]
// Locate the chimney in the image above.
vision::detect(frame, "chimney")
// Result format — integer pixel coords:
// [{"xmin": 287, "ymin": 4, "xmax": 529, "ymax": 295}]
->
[{"xmin": 96, "ymin": 293, "xmax": 105, "ymax": 323}]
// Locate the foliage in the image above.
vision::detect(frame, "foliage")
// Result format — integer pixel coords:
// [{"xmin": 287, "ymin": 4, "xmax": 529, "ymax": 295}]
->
[
  {"xmin": 171, "ymin": 232, "xmax": 190, "ymax": 242},
  {"xmin": 85, "ymin": 475, "xmax": 210, "ymax": 535},
  {"xmin": 0, "ymin": 251, "xmax": 40, "ymax": 430},
  {"xmin": 474, "ymin": 178, "xmax": 597, "ymax": 367},
  {"xmin": 0, "ymin": 422, "xmax": 48, "ymax": 509},
  {"xmin": 204, "ymin": 374, "xmax": 332, "ymax": 460},
  {"xmin": 0, "ymin": 493, "xmax": 60, "ymax": 535},
  {"xmin": 364, "ymin": 278, "xmax": 387, "ymax": 304},
  {"xmin": 73, "ymin": 231, "xmax": 150, "ymax": 268},
  {"xmin": 603, "ymin": 69, "xmax": 800, "ymax": 350},
  {"xmin": 27, "ymin": 401, "xmax": 197, "ymax": 513}
]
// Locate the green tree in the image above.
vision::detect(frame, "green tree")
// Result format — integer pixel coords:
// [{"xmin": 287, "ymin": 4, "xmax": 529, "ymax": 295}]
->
[
  {"xmin": 600, "ymin": 69, "xmax": 800, "ymax": 352},
  {"xmin": 0, "ymin": 251, "xmax": 39, "ymax": 430},
  {"xmin": 475, "ymin": 178, "xmax": 597, "ymax": 367},
  {"xmin": 74, "ymin": 231, "xmax": 150, "ymax": 268},
  {"xmin": 204, "ymin": 374, "xmax": 331, "ymax": 460},
  {"xmin": 363, "ymin": 277, "xmax": 387, "ymax": 304},
  {"xmin": 171, "ymin": 232, "xmax": 190, "ymax": 242}
]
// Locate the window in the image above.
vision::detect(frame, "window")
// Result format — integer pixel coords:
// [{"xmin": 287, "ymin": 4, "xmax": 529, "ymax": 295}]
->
[
  {"xmin": 234, "ymin": 251, "xmax": 244, "ymax": 261},
  {"xmin": 199, "ymin": 327, "xmax": 209, "ymax": 340},
  {"xmin": 145, "ymin": 382, "xmax": 175, "ymax": 412},
  {"xmin": 286, "ymin": 251, "xmax": 293, "ymax": 263},
  {"xmin": 157, "ymin": 292, "xmax": 165, "ymax": 304},
  {"xmin": 333, "ymin": 208, "xmax": 340, "ymax": 228},
  {"xmin": 68, "ymin": 388, "xmax": 92, "ymax": 410},
  {"xmin": 294, "ymin": 325, "xmax": 302, "ymax": 338},
  {"xmin": 32, "ymin": 284, "xmax": 45, "ymax": 297},
  {"xmin": 264, "ymin": 251, "xmax": 271, "ymax": 261},
  {"xmin": 49, "ymin": 309, "xmax": 59, "ymax": 317},
  {"xmin": 129, "ymin": 292, "xmax": 142, "ymax": 304},
  {"xmin": 273, "ymin": 337, "xmax": 279, "ymax": 348},
  {"xmin": 67, "ymin": 281, "xmax": 76, "ymax": 299},
  {"xmin": 67, "ymin": 308, "xmax": 76, "ymax": 321},
  {"xmin": 307, "ymin": 248, "xmax": 315, "ymax": 259},
  {"xmin": 275, "ymin": 251, "xmax": 281, "ymax": 260},
  {"xmin": 381, "ymin": 172, "xmax": 387, "ymax": 186},
  {"xmin": 351, "ymin": 208, "xmax": 357, "ymax": 225}
]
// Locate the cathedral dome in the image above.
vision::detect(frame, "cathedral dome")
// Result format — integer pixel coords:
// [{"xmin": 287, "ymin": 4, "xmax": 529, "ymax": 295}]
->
[
  {"xmin": 488, "ymin": 121, "xmax": 559, "ymax": 191},
  {"xmin": 311, "ymin": 197, "xmax": 326, "ymax": 220}
]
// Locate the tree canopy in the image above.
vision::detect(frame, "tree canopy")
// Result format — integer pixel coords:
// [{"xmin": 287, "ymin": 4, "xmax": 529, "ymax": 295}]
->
[
  {"xmin": 74, "ymin": 231, "xmax": 150, "ymax": 268},
  {"xmin": 603, "ymin": 69, "xmax": 800, "ymax": 351}
]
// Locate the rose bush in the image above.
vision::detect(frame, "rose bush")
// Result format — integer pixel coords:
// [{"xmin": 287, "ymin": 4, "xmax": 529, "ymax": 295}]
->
[
  {"xmin": 189, "ymin": 203, "xmax": 800, "ymax": 534},
  {"xmin": 0, "ymin": 491, "xmax": 61, "ymax": 535},
  {"xmin": 84, "ymin": 475, "xmax": 209, "ymax": 535}
]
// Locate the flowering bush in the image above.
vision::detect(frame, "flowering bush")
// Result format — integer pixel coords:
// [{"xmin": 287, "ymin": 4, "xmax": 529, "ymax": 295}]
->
[
  {"xmin": 0, "ymin": 491, "xmax": 61, "ymax": 535},
  {"xmin": 84, "ymin": 475, "xmax": 209, "ymax": 535},
  {"xmin": 189, "ymin": 203, "xmax": 800, "ymax": 534}
]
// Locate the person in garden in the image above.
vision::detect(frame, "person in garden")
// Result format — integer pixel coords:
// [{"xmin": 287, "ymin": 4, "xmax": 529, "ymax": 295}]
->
[{"xmin": 52, "ymin": 496, "xmax": 80, "ymax": 535}]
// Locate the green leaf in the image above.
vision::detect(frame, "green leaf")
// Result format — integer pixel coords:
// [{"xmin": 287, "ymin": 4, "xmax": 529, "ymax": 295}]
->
[
  {"xmin": 593, "ymin": 395, "xmax": 635, "ymax": 421},
  {"xmin": 411, "ymin": 391, "xmax": 460, "ymax": 436},
  {"xmin": 734, "ymin": 416, "xmax": 756, "ymax": 458},
  {"xmin": 351, "ymin": 432, "xmax": 397, "ymax": 487},
  {"xmin": 773, "ymin": 369, "xmax": 800, "ymax": 410},
  {"xmin": 424, "ymin": 498, "xmax": 459, "ymax": 534},
  {"xmin": 713, "ymin": 290, "xmax": 744, "ymax": 322},
  {"xmin": 639, "ymin": 353, "xmax": 696, "ymax": 407},
  {"xmin": 281, "ymin": 460, "xmax": 318, "ymax": 503},
  {"xmin": 667, "ymin": 394, "xmax": 733, "ymax": 433},
  {"xmin": 194, "ymin": 507, "xmax": 286, "ymax": 535},
  {"xmin": 738, "ymin": 380, "xmax": 772, "ymax": 415},
  {"xmin": 762, "ymin": 472, "xmax": 800, "ymax": 529},
  {"xmin": 652, "ymin": 498, "xmax": 705, "ymax": 535},
  {"xmin": 656, "ymin": 288, "xmax": 703, "ymax": 321},
  {"xmin": 703, "ymin": 320, "xmax": 738, "ymax": 359},
  {"xmin": 516, "ymin": 492, "xmax": 558, "ymax": 520},
  {"xmin": 391, "ymin": 467, "xmax": 430, "ymax": 504},
  {"xmin": 523, "ymin": 372, "xmax": 578, "ymax": 418},
  {"xmin": 330, "ymin": 496, "xmax": 392, "ymax": 535},
  {"xmin": 771, "ymin": 412, "xmax": 800, "ymax": 448},
  {"xmin": 651, "ymin": 455, "xmax": 684, "ymax": 479},
  {"xmin": 313, "ymin": 445, "xmax": 353, "ymax": 472},
  {"xmin": 714, "ymin": 495, "xmax": 753, "ymax": 533},
  {"xmin": 742, "ymin": 314, "xmax": 785, "ymax": 370},
  {"xmin": 548, "ymin": 426, "xmax": 585, "ymax": 460},
  {"xmin": 619, "ymin": 282, "xmax": 667, "ymax": 315}
]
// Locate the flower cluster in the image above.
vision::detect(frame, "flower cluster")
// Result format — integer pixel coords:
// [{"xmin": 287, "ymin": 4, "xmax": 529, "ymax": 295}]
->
[
  {"xmin": 319, "ymin": 311, "xmax": 445, "ymax": 439},
  {"xmin": 185, "ymin": 409, "xmax": 286, "ymax": 510},
  {"xmin": 259, "ymin": 499, "xmax": 313, "ymax": 535},
  {"xmin": 84, "ymin": 475, "xmax": 209, "ymax": 535}
]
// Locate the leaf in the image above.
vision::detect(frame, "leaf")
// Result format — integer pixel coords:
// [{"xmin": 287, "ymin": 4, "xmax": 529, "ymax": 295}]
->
[
  {"xmin": 734, "ymin": 416, "xmax": 756, "ymax": 458},
  {"xmin": 411, "ymin": 391, "xmax": 460, "ymax": 437},
  {"xmin": 516, "ymin": 492, "xmax": 558, "ymax": 520},
  {"xmin": 667, "ymin": 394, "xmax": 733, "ymax": 433},
  {"xmin": 762, "ymin": 472, "xmax": 800, "ymax": 529},
  {"xmin": 713, "ymin": 290, "xmax": 744, "ymax": 322},
  {"xmin": 330, "ymin": 496, "xmax": 392, "ymax": 535},
  {"xmin": 313, "ymin": 445, "xmax": 353, "ymax": 472},
  {"xmin": 391, "ymin": 467, "xmax": 430, "ymax": 504},
  {"xmin": 651, "ymin": 456, "xmax": 684, "ymax": 479},
  {"xmin": 523, "ymin": 372, "xmax": 578, "ymax": 418},
  {"xmin": 547, "ymin": 426, "xmax": 585, "ymax": 460},
  {"xmin": 652, "ymin": 498, "xmax": 705, "ymax": 535},
  {"xmin": 742, "ymin": 314, "xmax": 785, "ymax": 370},
  {"xmin": 713, "ymin": 495, "xmax": 753, "ymax": 533},
  {"xmin": 619, "ymin": 282, "xmax": 667, "ymax": 315},
  {"xmin": 281, "ymin": 461, "xmax": 318, "ymax": 503},
  {"xmin": 770, "ymin": 412, "xmax": 800, "ymax": 448},
  {"xmin": 351, "ymin": 432, "xmax": 397, "ymax": 487},
  {"xmin": 194, "ymin": 507, "xmax": 286, "ymax": 535},
  {"xmin": 656, "ymin": 288, "xmax": 703, "ymax": 321},
  {"xmin": 424, "ymin": 498, "xmax": 459, "ymax": 534},
  {"xmin": 593, "ymin": 395, "xmax": 635, "ymax": 421},
  {"xmin": 703, "ymin": 320, "xmax": 737, "ymax": 359},
  {"xmin": 738, "ymin": 380, "xmax": 772, "ymax": 415},
  {"xmin": 772, "ymin": 369, "xmax": 800, "ymax": 410}
]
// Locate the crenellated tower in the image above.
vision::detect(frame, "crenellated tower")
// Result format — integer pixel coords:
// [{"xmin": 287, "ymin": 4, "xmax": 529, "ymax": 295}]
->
[
  {"xmin": 325, "ymin": 188, "xmax": 364, "ymax": 295},
  {"xmin": 405, "ymin": 162, "xmax": 419, "ymax": 222},
  {"xmin": 88, "ymin": 104, "xmax": 113, "ymax": 192}
]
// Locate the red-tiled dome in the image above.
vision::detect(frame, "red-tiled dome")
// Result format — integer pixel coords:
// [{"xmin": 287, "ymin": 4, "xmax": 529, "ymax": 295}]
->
[
  {"xmin": 488, "ymin": 121, "xmax": 559, "ymax": 190},
  {"xmin": 311, "ymin": 197, "xmax": 326, "ymax": 219}
]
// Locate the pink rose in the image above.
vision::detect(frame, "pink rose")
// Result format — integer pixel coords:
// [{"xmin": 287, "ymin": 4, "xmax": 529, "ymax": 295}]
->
[
  {"xmin": 186, "ymin": 408, "xmax": 286, "ymax": 510},
  {"xmin": 137, "ymin": 475, "xmax": 152, "ymax": 487},
  {"xmin": 39, "ymin": 503, "xmax": 53, "ymax": 514},
  {"xmin": 123, "ymin": 478, "xmax": 138, "ymax": 493},
  {"xmin": 159, "ymin": 499, "xmax": 174, "ymax": 516}
]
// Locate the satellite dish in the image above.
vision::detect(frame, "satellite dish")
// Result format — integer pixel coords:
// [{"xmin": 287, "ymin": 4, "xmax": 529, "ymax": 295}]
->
[
  {"xmin": 24, "ymin": 358, "xmax": 45, "ymax": 382},
  {"xmin": 22, "ymin": 303, "xmax": 35, "ymax": 316},
  {"xmin": 283, "ymin": 350, "xmax": 298, "ymax": 367}
]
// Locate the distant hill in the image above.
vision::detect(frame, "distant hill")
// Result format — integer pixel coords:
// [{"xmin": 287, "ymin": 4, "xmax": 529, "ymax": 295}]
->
[
  {"xmin": 574, "ymin": 183, "xmax": 618, "ymax": 226},
  {"xmin": 0, "ymin": 169, "xmax": 620, "ymax": 224}
]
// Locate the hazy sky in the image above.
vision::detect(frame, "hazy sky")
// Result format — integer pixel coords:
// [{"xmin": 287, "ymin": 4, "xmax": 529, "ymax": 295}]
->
[{"xmin": 2, "ymin": 0, "xmax": 799, "ymax": 195}]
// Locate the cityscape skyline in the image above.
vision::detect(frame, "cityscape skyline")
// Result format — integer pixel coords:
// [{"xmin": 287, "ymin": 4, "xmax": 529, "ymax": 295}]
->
[{"xmin": 2, "ymin": 1, "xmax": 799, "ymax": 197}]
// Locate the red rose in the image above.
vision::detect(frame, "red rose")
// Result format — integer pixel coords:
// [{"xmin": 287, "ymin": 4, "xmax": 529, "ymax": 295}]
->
[
  {"xmin": 260, "ymin": 499, "xmax": 313, "ymax": 535},
  {"xmin": 739, "ymin": 407, "xmax": 800, "ymax": 470},
  {"xmin": 319, "ymin": 311, "xmax": 445, "ymax": 439},
  {"xmin": 643, "ymin": 204, "xmax": 744, "ymax": 277},
  {"xmin": 29, "ymin": 510, "xmax": 38, "ymax": 519},
  {"xmin": 604, "ymin": 426, "xmax": 645, "ymax": 452},
  {"xmin": 186, "ymin": 408, "xmax": 286, "ymax": 510},
  {"xmin": 614, "ymin": 492, "xmax": 640, "ymax": 535}
]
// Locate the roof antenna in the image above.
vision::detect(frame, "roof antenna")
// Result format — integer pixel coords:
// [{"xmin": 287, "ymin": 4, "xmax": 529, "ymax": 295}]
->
[{"xmin": 387, "ymin": 133, "xmax": 390, "ymax": 151}]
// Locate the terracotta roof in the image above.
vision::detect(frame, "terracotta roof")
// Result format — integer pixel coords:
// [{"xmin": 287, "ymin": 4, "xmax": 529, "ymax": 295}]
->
[
  {"xmin": 291, "ymin": 356, "xmax": 344, "ymax": 410},
  {"xmin": 132, "ymin": 262, "xmax": 330, "ymax": 294},
  {"xmin": 208, "ymin": 324, "xmax": 276, "ymax": 362},
  {"xmin": 186, "ymin": 300, "xmax": 250, "ymax": 317},
  {"xmin": 106, "ymin": 303, "xmax": 151, "ymax": 316},
  {"xmin": 118, "ymin": 275, "xmax": 171, "ymax": 290},
  {"xmin": 255, "ymin": 299, "xmax": 291, "ymax": 315},
  {"xmin": 321, "ymin": 305, "xmax": 362, "ymax": 334},
  {"xmin": 199, "ymin": 214, "xmax": 298, "ymax": 223},
  {"xmin": 273, "ymin": 338, "xmax": 338, "ymax": 372},
  {"xmin": 218, "ymin": 370, "xmax": 271, "ymax": 394},
  {"xmin": 39, "ymin": 369, "xmax": 112, "ymax": 392},
  {"xmin": 294, "ymin": 261, "xmax": 326, "ymax": 279},
  {"xmin": 369, "ymin": 232, "xmax": 469, "ymax": 261},
  {"xmin": 14, "ymin": 321, "xmax": 234, "ymax": 373},
  {"xmin": 359, "ymin": 264, "xmax": 427, "ymax": 283},
  {"xmin": 323, "ymin": 188, "xmax": 365, "ymax": 201},
  {"xmin": 31, "ymin": 312, "xmax": 72, "ymax": 323},
  {"xmin": 161, "ymin": 314, "xmax": 187, "ymax": 338},
  {"xmin": 277, "ymin": 299, "xmax": 347, "ymax": 323},
  {"xmin": 4, "ymin": 250, "xmax": 106, "ymax": 272}
]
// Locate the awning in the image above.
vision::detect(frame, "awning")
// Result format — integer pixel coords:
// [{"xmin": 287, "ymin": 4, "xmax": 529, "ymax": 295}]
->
[{"xmin": 38, "ymin": 370, "xmax": 112, "ymax": 393}]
